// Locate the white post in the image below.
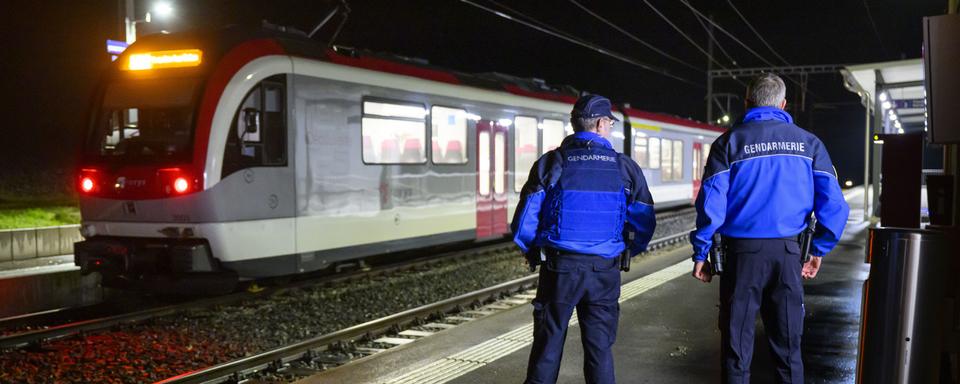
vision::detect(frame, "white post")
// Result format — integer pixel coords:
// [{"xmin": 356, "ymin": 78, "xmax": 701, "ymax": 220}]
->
[
  {"xmin": 124, "ymin": 0, "xmax": 136, "ymax": 44},
  {"xmin": 864, "ymin": 101, "xmax": 871, "ymax": 221}
]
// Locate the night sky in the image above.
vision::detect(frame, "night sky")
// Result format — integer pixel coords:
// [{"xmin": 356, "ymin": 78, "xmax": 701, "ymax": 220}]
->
[{"xmin": 0, "ymin": 0, "xmax": 950, "ymax": 195}]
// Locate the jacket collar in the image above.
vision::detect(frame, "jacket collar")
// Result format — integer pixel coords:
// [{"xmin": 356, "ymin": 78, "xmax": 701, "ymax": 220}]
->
[
  {"xmin": 742, "ymin": 106, "xmax": 794, "ymax": 124},
  {"xmin": 561, "ymin": 131, "xmax": 613, "ymax": 150}
]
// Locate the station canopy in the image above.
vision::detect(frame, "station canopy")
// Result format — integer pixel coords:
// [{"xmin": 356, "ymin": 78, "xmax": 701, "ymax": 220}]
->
[{"xmin": 841, "ymin": 59, "xmax": 927, "ymax": 133}]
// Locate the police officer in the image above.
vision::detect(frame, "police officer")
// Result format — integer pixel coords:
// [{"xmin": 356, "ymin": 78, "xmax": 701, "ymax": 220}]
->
[
  {"xmin": 690, "ymin": 73, "xmax": 850, "ymax": 383},
  {"xmin": 512, "ymin": 94, "xmax": 656, "ymax": 384}
]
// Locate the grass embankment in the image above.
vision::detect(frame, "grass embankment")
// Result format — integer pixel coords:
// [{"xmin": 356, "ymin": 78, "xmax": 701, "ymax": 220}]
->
[{"xmin": 0, "ymin": 196, "xmax": 80, "ymax": 229}]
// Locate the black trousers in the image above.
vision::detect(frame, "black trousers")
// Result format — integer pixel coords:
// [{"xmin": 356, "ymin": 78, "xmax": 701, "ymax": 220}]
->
[
  {"xmin": 525, "ymin": 253, "xmax": 621, "ymax": 384},
  {"xmin": 719, "ymin": 238, "xmax": 805, "ymax": 384}
]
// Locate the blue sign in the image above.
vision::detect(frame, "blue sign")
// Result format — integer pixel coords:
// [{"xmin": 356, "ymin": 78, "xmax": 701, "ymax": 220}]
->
[
  {"xmin": 893, "ymin": 99, "xmax": 926, "ymax": 109},
  {"xmin": 106, "ymin": 39, "xmax": 128, "ymax": 55}
]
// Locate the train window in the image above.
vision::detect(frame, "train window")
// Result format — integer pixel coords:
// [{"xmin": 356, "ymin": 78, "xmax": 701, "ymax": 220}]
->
[
  {"xmin": 362, "ymin": 99, "xmax": 426, "ymax": 164},
  {"xmin": 648, "ymin": 138, "xmax": 661, "ymax": 169},
  {"xmin": 661, "ymin": 139, "xmax": 674, "ymax": 180},
  {"xmin": 659, "ymin": 139, "xmax": 684, "ymax": 182},
  {"xmin": 672, "ymin": 139, "xmax": 684, "ymax": 180},
  {"xmin": 479, "ymin": 131, "xmax": 491, "ymax": 196},
  {"xmin": 88, "ymin": 78, "xmax": 199, "ymax": 164},
  {"xmin": 431, "ymin": 106, "xmax": 468, "ymax": 164},
  {"xmin": 514, "ymin": 116, "xmax": 538, "ymax": 192},
  {"xmin": 494, "ymin": 131, "xmax": 506, "ymax": 194},
  {"xmin": 542, "ymin": 119, "xmax": 565, "ymax": 155},
  {"xmin": 222, "ymin": 75, "xmax": 287, "ymax": 178},
  {"xmin": 633, "ymin": 136, "xmax": 649, "ymax": 168}
]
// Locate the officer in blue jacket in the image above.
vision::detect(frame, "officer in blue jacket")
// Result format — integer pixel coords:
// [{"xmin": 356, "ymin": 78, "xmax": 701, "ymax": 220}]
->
[
  {"xmin": 690, "ymin": 73, "xmax": 850, "ymax": 383},
  {"xmin": 512, "ymin": 94, "xmax": 656, "ymax": 384}
]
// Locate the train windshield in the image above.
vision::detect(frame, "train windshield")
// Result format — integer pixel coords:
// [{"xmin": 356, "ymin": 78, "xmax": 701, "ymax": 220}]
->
[{"xmin": 85, "ymin": 77, "xmax": 200, "ymax": 163}]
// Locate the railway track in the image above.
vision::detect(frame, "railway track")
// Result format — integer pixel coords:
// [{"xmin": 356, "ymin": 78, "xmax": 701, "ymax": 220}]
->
[
  {"xmin": 157, "ymin": 230, "xmax": 692, "ymax": 384},
  {"xmin": 0, "ymin": 240, "xmax": 516, "ymax": 351},
  {"xmin": 0, "ymin": 207, "xmax": 695, "ymax": 383}
]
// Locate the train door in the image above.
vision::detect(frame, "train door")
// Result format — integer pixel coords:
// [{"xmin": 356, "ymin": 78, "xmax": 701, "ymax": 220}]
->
[
  {"xmin": 692, "ymin": 142, "xmax": 703, "ymax": 202},
  {"xmin": 476, "ymin": 120, "xmax": 509, "ymax": 238}
]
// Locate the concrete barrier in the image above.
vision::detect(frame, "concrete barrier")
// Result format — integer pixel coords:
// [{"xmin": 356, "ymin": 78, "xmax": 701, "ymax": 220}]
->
[
  {"xmin": 11, "ymin": 228, "xmax": 37, "ymax": 260},
  {"xmin": 59, "ymin": 225, "xmax": 83, "ymax": 255},
  {"xmin": 0, "ymin": 224, "xmax": 80, "ymax": 262},
  {"xmin": 0, "ymin": 231, "xmax": 12, "ymax": 262}
]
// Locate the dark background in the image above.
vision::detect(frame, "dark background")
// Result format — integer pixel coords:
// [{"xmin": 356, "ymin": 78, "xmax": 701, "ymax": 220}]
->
[{"xmin": 0, "ymin": 0, "xmax": 950, "ymax": 198}]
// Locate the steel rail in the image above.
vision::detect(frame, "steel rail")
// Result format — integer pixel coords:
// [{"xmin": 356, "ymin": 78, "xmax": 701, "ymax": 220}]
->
[
  {"xmin": 0, "ymin": 240, "xmax": 518, "ymax": 350},
  {"xmin": 158, "ymin": 225, "xmax": 695, "ymax": 384}
]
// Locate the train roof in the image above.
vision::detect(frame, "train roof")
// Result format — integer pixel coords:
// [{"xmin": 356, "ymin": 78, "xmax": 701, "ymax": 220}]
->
[{"xmin": 122, "ymin": 23, "xmax": 723, "ymax": 133}]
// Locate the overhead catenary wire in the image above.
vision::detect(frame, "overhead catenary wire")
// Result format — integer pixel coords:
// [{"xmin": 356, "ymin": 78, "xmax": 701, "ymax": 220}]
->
[
  {"xmin": 675, "ymin": 0, "xmax": 817, "ymax": 100},
  {"xmin": 638, "ymin": 0, "xmax": 734, "ymax": 72},
  {"xmin": 860, "ymin": 0, "xmax": 890, "ymax": 57},
  {"xmin": 567, "ymin": 0, "xmax": 701, "ymax": 72},
  {"xmin": 460, "ymin": 0, "xmax": 702, "ymax": 87},
  {"xmin": 689, "ymin": 9, "xmax": 738, "ymax": 67},
  {"xmin": 725, "ymin": 0, "xmax": 791, "ymax": 66},
  {"xmin": 674, "ymin": 0, "xmax": 777, "ymax": 68}
]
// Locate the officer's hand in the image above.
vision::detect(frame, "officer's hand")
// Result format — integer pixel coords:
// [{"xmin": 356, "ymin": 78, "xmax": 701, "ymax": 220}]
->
[
  {"xmin": 692, "ymin": 261, "xmax": 712, "ymax": 283},
  {"xmin": 801, "ymin": 256, "xmax": 822, "ymax": 280}
]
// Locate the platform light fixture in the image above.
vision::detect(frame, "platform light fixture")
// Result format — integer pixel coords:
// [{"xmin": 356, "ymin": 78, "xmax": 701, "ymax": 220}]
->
[
  {"xmin": 154, "ymin": 2, "xmax": 174, "ymax": 18},
  {"xmin": 879, "ymin": 92, "xmax": 888, "ymax": 102},
  {"xmin": 845, "ymin": 180, "xmax": 854, "ymax": 187},
  {"xmin": 881, "ymin": 101, "xmax": 892, "ymax": 110},
  {"xmin": 721, "ymin": 114, "xmax": 730, "ymax": 123}
]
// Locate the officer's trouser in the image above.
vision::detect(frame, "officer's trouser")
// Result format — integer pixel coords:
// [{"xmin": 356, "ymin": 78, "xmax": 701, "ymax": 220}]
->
[
  {"xmin": 719, "ymin": 237, "xmax": 805, "ymax": 384},
  {"xmin": 525, "ymin": 253, "xmax": 620, "ymax": 384}
]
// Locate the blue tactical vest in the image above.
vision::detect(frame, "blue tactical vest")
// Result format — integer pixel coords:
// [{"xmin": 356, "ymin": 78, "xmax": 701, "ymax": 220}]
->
[
  {"xmin": 538, "ymin": 139, "xmax": 627, "ymax": 255},
  {"xmin": 513, "ymin": 131, "xmax": 656, "ymax": 258}
]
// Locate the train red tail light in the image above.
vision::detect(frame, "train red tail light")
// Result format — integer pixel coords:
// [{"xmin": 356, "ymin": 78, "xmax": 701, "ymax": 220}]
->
[
  {"xmin": 173, "ymin": 177, "xmax": 190, "ymax": 194},
  {"xmin": 81, "ymin": 177, "xmax": 95, "ymax": 192},
  {"xmin": 78, "ymin": 169, "xmax": 99, "ymax": 194},
  {"xmin": 159, "ymin": 168, "xmax": 199, "ymax": 196}
]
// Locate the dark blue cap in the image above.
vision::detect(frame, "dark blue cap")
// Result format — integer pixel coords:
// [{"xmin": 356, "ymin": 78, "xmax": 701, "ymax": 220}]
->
[{"xmin": 571, "ymin": 94, "xmax": 619, "ymax": 121}]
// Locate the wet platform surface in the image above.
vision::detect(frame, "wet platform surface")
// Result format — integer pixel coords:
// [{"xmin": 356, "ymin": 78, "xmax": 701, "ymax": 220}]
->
[{"xmin": 306, "ymin": 188, "xmax": 869, "ymax": 383}]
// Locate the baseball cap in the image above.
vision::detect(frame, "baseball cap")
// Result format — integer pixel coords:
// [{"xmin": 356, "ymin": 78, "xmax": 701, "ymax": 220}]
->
[{"xmin": 571, "ymin": 94, "xmax": 619, "ymax": 121}]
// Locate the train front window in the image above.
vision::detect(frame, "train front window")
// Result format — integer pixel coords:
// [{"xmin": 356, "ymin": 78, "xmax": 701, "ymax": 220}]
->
[{"xmin": 88, "ymin": 78, "xmax": 198, "ymax": 163}]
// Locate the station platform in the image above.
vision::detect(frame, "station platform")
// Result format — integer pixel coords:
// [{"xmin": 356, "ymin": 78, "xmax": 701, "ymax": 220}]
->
[
  {"xmin": 304, "ymin": 188, "xmax": 869, "ymax": 383},
  {"xmin": 0, "ymin": 255, "xmax": 102, "ymax": 319}
]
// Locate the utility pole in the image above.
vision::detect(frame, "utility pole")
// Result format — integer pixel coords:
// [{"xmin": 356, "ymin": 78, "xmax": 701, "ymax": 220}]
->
[
  {"xmin": 125, "ymin": 0, "xmax": 136, "ymax": 44},
  {"xmin": 706, "ymin": 15, "xmax": 715, "ymax": 123}
]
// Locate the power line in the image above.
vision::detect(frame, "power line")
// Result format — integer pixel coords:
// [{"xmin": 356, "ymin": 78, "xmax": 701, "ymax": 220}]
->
[
  {"xmin": 690, "ymin": 10, "xmax": 738, "ymax": 67},
  {"xmin": 674, "ymin": 0, "xmax": 817, "ymax": 100},
  {"xmin": 675, "ymin": 0, "xmax": 776, "ymax": 67},
  {"xmin": 638, "ymin": 0, "xmax": 733, "ymax": 71},
  {"xmin": 460, "ymin": 0, "xmax": 702, "ymax": 87},
  {"xmin": 568, "ymin": 0, "xmax": 701, "ymax": 72},
  {"xmin": 860, "ymin": 0, "xmax": 889, "ymax": 57},
  {"xmin": 725, "ymin": 0, "xmax": 791, "ymax": 65}
]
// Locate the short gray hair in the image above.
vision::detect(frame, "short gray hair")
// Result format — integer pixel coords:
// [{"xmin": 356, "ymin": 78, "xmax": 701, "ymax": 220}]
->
[
  {"xmin": 571, "ymin": 116, "xmax": 601, "ymax": 132},
  {"xmin": 746, "ymin": 73, "xmax": 786, "ymax": 107}
]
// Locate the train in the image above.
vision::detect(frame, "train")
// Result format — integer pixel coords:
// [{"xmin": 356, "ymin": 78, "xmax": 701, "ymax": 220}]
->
[{"xmin": 73, "ymin": 24, "xmax": 723, "ymax": 291}]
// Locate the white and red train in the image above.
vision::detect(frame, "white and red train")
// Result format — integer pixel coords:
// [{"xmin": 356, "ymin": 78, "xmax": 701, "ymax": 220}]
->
[{"xmin": 74, "ymin": 25, "xmax": 723, "ymax": 289}]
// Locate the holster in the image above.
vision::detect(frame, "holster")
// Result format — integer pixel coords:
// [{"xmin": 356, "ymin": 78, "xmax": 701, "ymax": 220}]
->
[
  {"xmin": 525, "ymin": 247, "xmax": 542, "ymax": 273},
  {"xmin": 709, "ymin": 233, "xmax": 725, "ymax": 275},
  {"xmin": 799, "ymin": 214, "xmax": 817, "ymax": 264}
]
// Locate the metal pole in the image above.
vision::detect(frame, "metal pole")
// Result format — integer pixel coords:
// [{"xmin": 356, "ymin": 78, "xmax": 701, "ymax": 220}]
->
[
  {"xmin": 124, "ymin": 0, "xmax": 135, "ymax": 44},
  {"xmin": 864, "ymin": 101, "xmax": 872, "ymax": 221},
  {"xmin": 706, "ymin": 15, "xmax": 715, "ymax": 122}
]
